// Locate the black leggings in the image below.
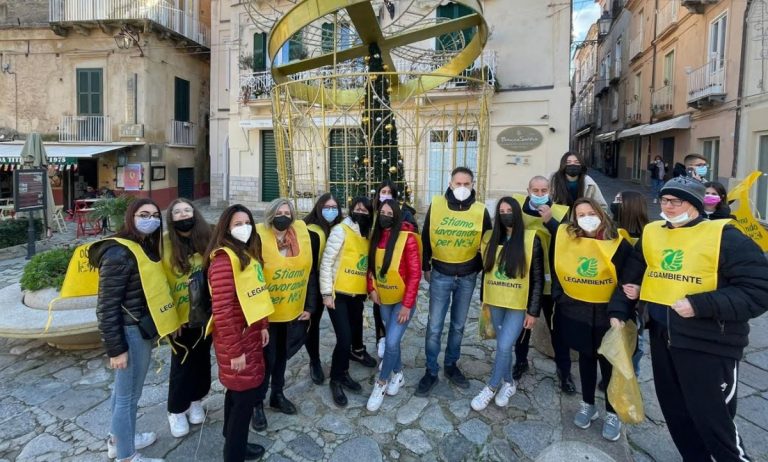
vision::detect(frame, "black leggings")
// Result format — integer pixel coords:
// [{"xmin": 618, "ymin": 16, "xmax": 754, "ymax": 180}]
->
[
  {"xmin": 256, "ymin": 322, "xmax": 288, "ymax": 401},
  {"xmin": 578, "ymin": 349, "xmax": 614, "ymax": 413},
  {"xmin": 305, "ymin": 299, "xmax": 325, "ymax": 362},
  {"xmin": 327, "ymin": 293, "xmax": 365, "ymax": 380}
]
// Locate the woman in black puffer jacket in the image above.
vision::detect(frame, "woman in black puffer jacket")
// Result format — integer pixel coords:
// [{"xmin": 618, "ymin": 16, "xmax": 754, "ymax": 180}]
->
[{"xmin": 89, "ymin": 198, "xmax": 167, "ymax": 462}]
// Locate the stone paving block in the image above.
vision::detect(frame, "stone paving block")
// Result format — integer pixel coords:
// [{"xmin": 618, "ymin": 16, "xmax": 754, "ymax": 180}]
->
[
  {"xmin": 534, "ymin": 441, "xmax": 616, "ymax": 462},
  {"xmin": 73, "ymin": 398, "xmax": 111, "ymax": 440},
  {"xmin": 438, "ymin": 432, "xmax": 476, "ymax": 462},
  {"xmin": 328, "ymin": 436, "xmax": 382, "ymax": 462},
  {"xmin": 503, "ymin": 420, "xmax": 556, "ymax": 460},
  {"xmin": 739, "ymin": 362, "xmax": 768, "ymax": 392},
  {"xmin": 287, "ymin": 433, "xmax": 324, "ymax": 461},
  {"xmin": 397, "ymin": 428, "xmax": 432, "ymax": 455},
  {"xmin": 737, "ymin": 395, "xmax": 768, "ymax": 430},
  {"xmin": 40, "ymin": 387, "xmax": 108, "ymax": 421},
  {"xmin": 164, "ymin": 420, "xmax": 226, "ymax": 461},
  {"xmin": 16, "ymin": 434, "xmax": 68, "ymax": 461},
  {"xmin": 419, "ymin": 404, "xmax": 453, "ymax": 436},
  {"xmin": 736, "ymin": 416, "xmax": 768, "ymax": 461},
  {"xmin": 396, "ymin": 396, "xmax": 429, "ymax": 425},
  {"xmin": 457, "ymin": 417, "xmax": 490, "ymax": 445},
  {"xmin": 627, "ymin": 424, "xmax": 682, "ymax": 462},
  {"xmin": 745, "ymin": 349, "xmax": 768, "ymax": 372}
]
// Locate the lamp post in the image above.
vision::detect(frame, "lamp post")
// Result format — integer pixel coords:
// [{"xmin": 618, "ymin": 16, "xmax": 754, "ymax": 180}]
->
[
  {"xmin": 114, "ymin": 27, "xmax": 144, "ymax": 57},
  {"xmin": 598, "ymin": 10, "xmax": 612, "ymax": 38}
]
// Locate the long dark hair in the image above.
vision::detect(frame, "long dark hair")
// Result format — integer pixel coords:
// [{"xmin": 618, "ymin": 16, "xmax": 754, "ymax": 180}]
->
[
  {"xmin": 704, "ymin": 181, "xmax": 731, "ymax": 214},
  {"xmin": 203, "ymin": 204, "xmax": 262, "ymax": 271},
  {"xmin": 615, "ymin": 191, "xmax": 649, "ymax": 237},
  {"xmin": 368, "ymin": 199, "xmax": 403, "ymax": 278},
  {"xmin": 115, "ymin": 197, "xmax": 163, "ymax": 257},
  {"xmin": 348, "ymin": 196, "xmax": 373, "ymax": 236},
  {"xmin": 482, "ymin": 197, "xmax": 527, "ymax": 279},
  {"xmin": 372, "ymin": 180, "xmax": 400, "ymax": 212},
  {"xmin": 166, "ymin": 199, "xmax": 211, "ymax": 274},
  {"xmin": 567, "ymin": 197, "xmax": 618, "ymax": 240},
  {"xmin": 550, "ymin": 151, "xmax": 586, "ymax": 207},
  {"xmin": 303, "ymin": 193, "xmax": 342, "ymax": 236}
]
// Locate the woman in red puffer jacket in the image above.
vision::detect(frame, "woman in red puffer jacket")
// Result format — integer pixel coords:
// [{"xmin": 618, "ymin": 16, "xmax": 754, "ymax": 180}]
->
[
  {"xmin": 205, "ymin": 204, "xmax": 270, "ymax": 462},
  {"xmin": 365, "ymin": 199, "xmax": 421, "ymax": 412}
]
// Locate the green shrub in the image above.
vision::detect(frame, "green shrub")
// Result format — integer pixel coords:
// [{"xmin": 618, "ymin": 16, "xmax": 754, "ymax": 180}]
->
[
  {"xmin": 0, "ymin": 218, "xmax": 43, "ymax": 249},
  {"xmin": 90, "ymin": 194, "xmax": 135, "ymax": 232},
  {"xmin": 20, "ymin": 247, "xmax": 75, "ymax": 291}
]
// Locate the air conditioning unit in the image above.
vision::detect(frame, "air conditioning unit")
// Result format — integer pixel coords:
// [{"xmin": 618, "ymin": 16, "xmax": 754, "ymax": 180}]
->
[{"xmin": 119, "ymin": 124, "xmax": 144, "ymax": 138}]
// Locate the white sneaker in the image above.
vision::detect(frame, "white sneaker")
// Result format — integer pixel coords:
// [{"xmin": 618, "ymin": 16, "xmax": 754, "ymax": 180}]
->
[
  {"xmin": 377, "ymin": 337, "xmax": 386, "ymax": 359},
  {"xmin": 471, "ymin": 386, "xmax": 496, "ymax": 411},
  {"xmin": 186, "ymin": 400, "xmax": 205, "ymax": 425},
  {"xmin": 107, "ymin": 432, "xmax": 157, "ymax": 459},
  {"xmin": 386, "ymin": 371, "xmax": 405, "ymax": 396},
  {"xmin": 168, "ymin": 412, "xmax": 190, "ymax": 438},
  {"xmin": 128, "ymin": 454, "xmax": 165, "ymax": 462},
  {"xmin": 494, "ymin": 381, "xmax": 517, "ymax": 407},
  {"xmin": 366, "ymin": 381, "xmax": 387, "ymax": 412}
]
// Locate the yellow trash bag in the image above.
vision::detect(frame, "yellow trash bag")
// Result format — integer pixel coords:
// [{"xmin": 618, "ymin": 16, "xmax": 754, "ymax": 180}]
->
[
  {"xmin": 479, "ymin": 304, "xmax": 496, "ymax": 340},
  {"xmin": 597, "ymin": 320, "xmax": 645, "ymax": 424}
]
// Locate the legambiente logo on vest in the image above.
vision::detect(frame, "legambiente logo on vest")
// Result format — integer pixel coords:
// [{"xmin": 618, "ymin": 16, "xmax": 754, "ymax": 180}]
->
[
  {"xmin": 489, "ymin": 267, "xmax": 524, "ymax": 289},
  {"xmin": 344, "ymin": 255, "xmax": 368, "ymax": 277},
  {"xmin": 563, "ymin": 257, "xmax": 614, "ymax": 285},
  {"xmin": 648, "ymin": 249, "xmax": 704, "ymax": 284}
]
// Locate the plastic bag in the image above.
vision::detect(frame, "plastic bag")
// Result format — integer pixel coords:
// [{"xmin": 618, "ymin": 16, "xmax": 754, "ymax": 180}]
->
[
  {"xmin": 479, "ymin": 304, "xmax": 496, "ymax": 340},
  {"xmin": 597, "ymin": 320, "xmax": 645, "ymax": 424}
]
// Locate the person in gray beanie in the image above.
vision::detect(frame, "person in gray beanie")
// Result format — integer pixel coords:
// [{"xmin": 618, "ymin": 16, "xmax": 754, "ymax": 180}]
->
[{"xmin": 615, "ymin": 176, "xmax": 768, "ymax": 460}]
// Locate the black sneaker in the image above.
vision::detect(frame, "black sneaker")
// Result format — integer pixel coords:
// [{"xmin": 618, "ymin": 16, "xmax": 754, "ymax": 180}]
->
[
  {"xmin": 444, "ymin": 365, "xmax": 470, "ymax": 389},
  {"xmin": 415, "ymin": 371, "xmax": 439, "ymax": 397},
  {"xmin": 338, "ymin": 371, "xmax": 362, "ymax": 392},
  {"xmin": 245, "ymin": 443, "xmax": 266, "ymax": 460},
  {"xmin": 309, "ymin": 360, "xmax": 325, "ymax": 385},
  {"xmin": 250, "ymin": 401, "xmax": 267, "ymax": 432},
  {"xmin": 557, "ymin": 369, "xmax": 576, "ymax": 395},
  {"xmin": 350, "ymin": 347, "xmax": 377, "ymax": 368},
  {"xmin": 512, "ymin": 361, "xmax": 529, "ymax": 381}
]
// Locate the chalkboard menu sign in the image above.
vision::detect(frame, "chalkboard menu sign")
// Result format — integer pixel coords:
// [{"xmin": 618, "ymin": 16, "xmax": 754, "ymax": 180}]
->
[{"xmin": 13, "ymin": 169, "xmax": 47, "ymax": 212}]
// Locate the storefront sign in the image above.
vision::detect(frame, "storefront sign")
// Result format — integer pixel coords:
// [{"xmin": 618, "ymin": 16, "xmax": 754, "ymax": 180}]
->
[
  {"xmin": 496, "ymin": 126, "xmax": 544, "ymax": 152},
  {"xmin": 13, "ymin": 169, "xmax": 46, "ymax": 212}
]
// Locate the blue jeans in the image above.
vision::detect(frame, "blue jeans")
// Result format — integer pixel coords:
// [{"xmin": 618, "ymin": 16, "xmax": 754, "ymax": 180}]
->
[
  {"xmin": 110, "ymin": 325, "xmax": 153, "ymax": 460},
  {"xmin": 378, "ymin": 303, "xmax": 414, "ymax": 381},
  {"xmin": 425, "ymin": 269, "xmax": 478, "ymax": 375},
  {"xmin": 489, "ymin": 307, "xmax": 526, "ymax": 388},
  {"xmin": 652, "ymin": 178, "xmax": 665, "ymax": 197}
]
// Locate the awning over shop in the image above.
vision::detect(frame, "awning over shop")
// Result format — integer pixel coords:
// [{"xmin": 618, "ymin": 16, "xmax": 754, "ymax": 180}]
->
[
  {"xmin": 575, "ymin": 127, "xmax": 592, "ymax": 138},
  {"xmin": 618, "ymin": 124, "xmax": 648, "ymax": 139},
  {"xmin": 595, "ymin": 131, "xmax": 616, "ymax": 142},
  {"xmin": 639, "ymin": 115, "xmax": 691, "ymax": 136},
  {"xmin": 0, "ymin": 143, "xmax": 132, "ymax": 171}
]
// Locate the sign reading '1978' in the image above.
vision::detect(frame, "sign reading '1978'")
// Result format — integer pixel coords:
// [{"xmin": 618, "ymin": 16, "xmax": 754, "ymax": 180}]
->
[{"xmin": 496, "ymin": 126, "xmax": 544, "ymax": 152}]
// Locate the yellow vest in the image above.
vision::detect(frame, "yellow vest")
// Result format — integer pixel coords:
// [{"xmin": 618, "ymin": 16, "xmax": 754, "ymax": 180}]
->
[
  {"xmin": 51, "ymin": 238, "xmax": 179, "ymax": 337},
  {"xmin": 481, "ymin": 229, "xmax": 536, "ymax": 310},
  {"xmin": 639, "ymin": 220, "xmax": 727, "ymax": 306},
  {"xmin": 256, "ymin": 222, "xmax": 312, "ymax": 322},
  {"xmin": 334, "ymin": 223, "xmax": 370, "ymax": 296},
  {"xmin": 307, "ymin": 223, "xmax": 327, "ymax": 263},
  {"xmin": 618, "ymin": 228, "xmax": 639, "ymax": 246},
  {"xmin": 428, "ymin": 195, "xmax": 485, "ymax": 263},
  {"xmin": 207, "ymin": 247, "xmax": 275, "ymax": 336},
  {"xmin": 513, "ymin": 193, "xmax": 569, "ymax": 295},
  {"xmin": 373, "ymin": 231, "xmax": 421, "ymax": 305},
  {"xmin": 553, "ymin": 225, "xmax": 621, "ymax": 303},
  {"xmin": 161, "ymin": 234, "xmax": 204, "ymax": 325}
]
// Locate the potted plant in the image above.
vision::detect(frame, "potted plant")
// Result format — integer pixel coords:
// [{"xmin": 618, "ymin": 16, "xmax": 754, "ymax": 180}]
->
[{"xmin": 90, "ymin": 194, "xmax": 135, "ymax": 232}]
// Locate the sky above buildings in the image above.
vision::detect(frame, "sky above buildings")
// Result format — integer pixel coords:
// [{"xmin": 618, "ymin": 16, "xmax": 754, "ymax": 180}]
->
[{"xmin": 573, "ymin": 0, "xmax": 601, "ymax": 42}]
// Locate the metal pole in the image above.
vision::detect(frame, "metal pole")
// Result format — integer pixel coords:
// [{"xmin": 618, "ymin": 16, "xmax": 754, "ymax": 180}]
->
[{"xmin": 26, "ymin": 210, "xmax": 36, "ymax": 259}]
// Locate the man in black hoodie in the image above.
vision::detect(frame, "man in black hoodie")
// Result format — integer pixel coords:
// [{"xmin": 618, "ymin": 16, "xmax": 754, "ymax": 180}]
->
[
  {"xmin": 624, "ymin": 176, "xmax": 768, "ymax": 461},
  {"xmin": 416, "ymin": 167, "xmax": 492, "ymax": 396}
]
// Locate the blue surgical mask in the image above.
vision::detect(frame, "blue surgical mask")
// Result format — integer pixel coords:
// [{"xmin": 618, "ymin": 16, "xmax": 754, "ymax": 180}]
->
[
  {"xmin": 135, "ymin": 217, "xmax": 161, "ymax": 235},
  {"xmin": 695, "ymin": 165, "xmax": 708, "ymax": 177},
  {"xmin": 321, "ymin": 207, "xmax": 339, "ymax": 223},
  {"xmin": 530, "ymin": 194, "xmax": 549, "ymax": 207}
]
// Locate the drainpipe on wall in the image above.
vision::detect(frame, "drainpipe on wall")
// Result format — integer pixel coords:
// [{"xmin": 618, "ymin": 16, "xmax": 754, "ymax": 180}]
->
[{"xmin": 733, "ymin": 0, "xmax": 753, "ymax": 178}]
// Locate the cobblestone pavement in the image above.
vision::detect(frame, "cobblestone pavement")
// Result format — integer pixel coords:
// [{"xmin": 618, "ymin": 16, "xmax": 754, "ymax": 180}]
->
[{"xmin": 0, "ymin": 174, "xmax": 766, "ymax": 461}]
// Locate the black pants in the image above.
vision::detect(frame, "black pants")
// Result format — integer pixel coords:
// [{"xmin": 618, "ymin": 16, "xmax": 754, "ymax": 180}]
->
[
  {"xmin": 650, "ymin": 324, "xmax": 750, "ymax": 462},
  {"xmin": 515, "ymin": 295, "xmax": 572, "ymax": 374},
  {"xmin": 168, "ymin": 326, "xmax": 212, "ymax": 413},
  {"xmin": 328, "ymin": 293, "xmax": 365, "ymax": 381},
  {"xmin": 222, "ymin": 382, "xmax": 265, "ymax": 462},
  {"xmin": 305, "ymin": 301, "xmax": 325, "ymax": 363},
  {"xmin": 578, "ymin": 350, "xmax": 614, "ymax": 412},
  {"xmin": 255, "ymin": 322, "xmax": 288, "ymax": 402},
  {"xmin": 373, "ymin": 303, "xmax": 386, "ymax": 343}
]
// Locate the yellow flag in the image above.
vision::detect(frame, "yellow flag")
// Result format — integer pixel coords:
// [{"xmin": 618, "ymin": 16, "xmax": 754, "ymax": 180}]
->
[{"xmin": 727, "ymin": 171, "xmax": 768, "ymax": 251}]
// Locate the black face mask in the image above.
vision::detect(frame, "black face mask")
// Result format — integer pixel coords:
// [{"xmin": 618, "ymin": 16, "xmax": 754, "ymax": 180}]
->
[
  {"xmin": 610, "ymin": 203, "xmax": 621, "ymax": 221},
  {"xmin": 499, "ymin": 213, "xmax": 515, "ymax": 228},
  {"xmin": 273, "ymin": 215, "xmax": 292, "ymax": 232},
  {"xmin": 352, "ymin": 212, "xmax": 371, "ymax": 231},
  {"xmin": 564, "ymin": 165, "xmax": 582, "ymax": 177},
  {"xmin": 172, "ymin": 217, "xmax": 196, "ymax": 232},
  {"xmin": 378, "ymin": 215, "xmax": 394, "ymax": 229}
]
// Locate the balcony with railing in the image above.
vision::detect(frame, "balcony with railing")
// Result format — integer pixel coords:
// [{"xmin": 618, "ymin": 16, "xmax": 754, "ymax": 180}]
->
[
  {"xmin": 656, "ymin": 0, "xmax": 680, "ymax": 37},
  {"xmin": 240, "ymin": 71, "xmax": 275, "ymax": 104},
  {"xmin": 629, "ymin": 33, "xmax": 643, "ymax": 60},
  {"xmin": 681, "ymin": 0, "xmax": 719, "ymax": 14},
  {"xmin": 168, "ymin": 120, "xmax": 196, "ymax": 147},
  {"xmin": 49, "ymin": 0, "xmax": 210, "ymax": 47},
  {"xmin": 687, "ymin": 60, "xmax": 727, "ymax": 108},
  {"xmin": 625, "ymin": 100, "xmax": 642, "ymax": 126},
  {"xmin": 652, "ymin": 85, "xmax": 675, "ymax": 118},
  {"xmin": 59, "ymin": 115, "xmax": 112, "ymax": 142}
]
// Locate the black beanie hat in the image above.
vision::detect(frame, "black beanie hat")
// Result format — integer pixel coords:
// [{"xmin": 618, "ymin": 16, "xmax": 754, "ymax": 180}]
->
[{"xmin": 659, "ymin": 176, "xmax": 706, "ymax": 213}]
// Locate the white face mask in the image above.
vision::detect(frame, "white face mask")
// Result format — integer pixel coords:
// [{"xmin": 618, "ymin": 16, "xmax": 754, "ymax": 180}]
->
[
  {"xmin": 660, "ymin": 211, "xmax": 691, "ymax": 226},
  {"xmin": 452, "ymin": 186, "xmax": 471, "ymax": 201},
  {"xmin": 230, "ymin": 224, "xmax": 253, "ymax": 243},
  {"xmin": 577, "ymin": 216, "xmax": 601, "ymax": 233}
]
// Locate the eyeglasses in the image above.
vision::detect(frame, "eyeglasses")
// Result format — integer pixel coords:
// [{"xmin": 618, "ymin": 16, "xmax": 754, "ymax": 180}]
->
[
  {"xmin": 135, "ymin": 212, "xmax": 161, "ymax": 219},
  {"xmin": 659, "ymin": 198, "xmax": 684, "ymax": 207},
  {"xmin": 171, "ymin": 207, "xmax": 193, "ymax": 216}
]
